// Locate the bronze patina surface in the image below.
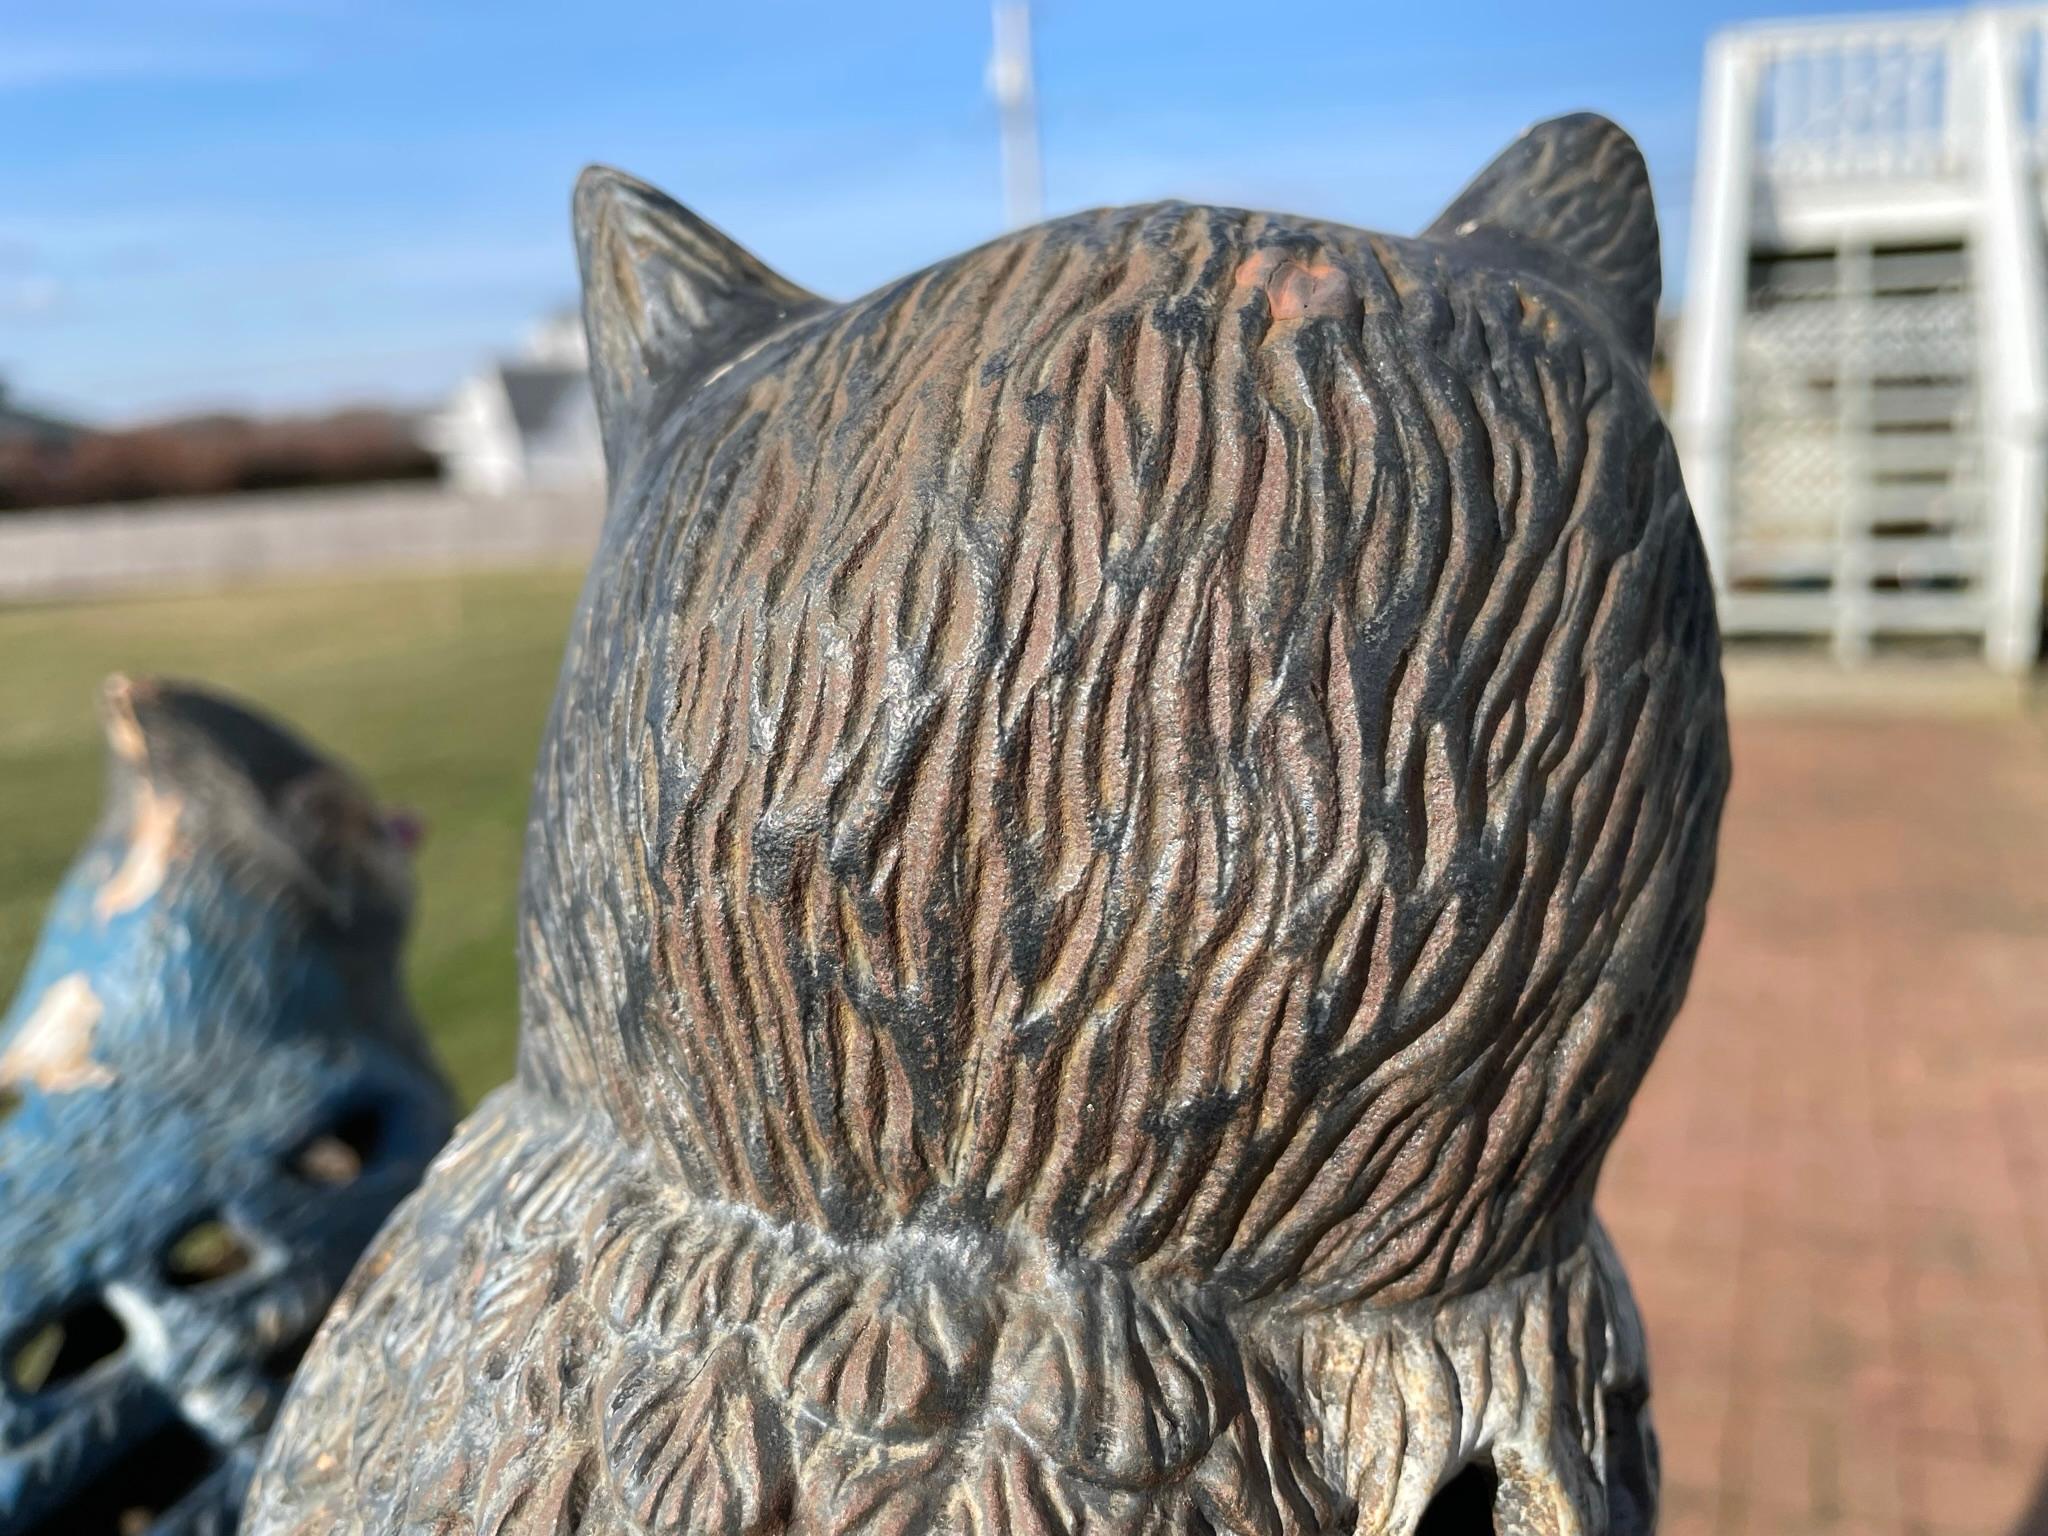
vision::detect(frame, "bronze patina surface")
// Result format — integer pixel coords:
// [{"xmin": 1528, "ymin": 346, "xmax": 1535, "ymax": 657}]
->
[{"xmin": 248, "ymin": 113, "xmax": 1728, "ymax": 1535}]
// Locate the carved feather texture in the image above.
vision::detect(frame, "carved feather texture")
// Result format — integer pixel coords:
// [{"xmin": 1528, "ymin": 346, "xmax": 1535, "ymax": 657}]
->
[
  {"xmin": 1425, "ymin": 113, "xmax": 1662, "ymax": 361},
  {"xmin": 251, "ymin": 1103, "xmax": 1654, "ymax": 1535},
  {"xmin": 249, "ymin": 114, "xmax": 1723, "ymax": 1535},
  {"xmin": 575, "ymin": 168, "xmax": 823, "ymax": 475},
  {"xmin": 522, "ymin": 195, "xmax": 1722, "ymax": 1307}
]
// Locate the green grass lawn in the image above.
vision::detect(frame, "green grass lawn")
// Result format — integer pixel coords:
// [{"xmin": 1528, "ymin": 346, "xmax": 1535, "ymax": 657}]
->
[{"xmin": 0, "ymin": 566, "xmax": 587, "ymax": 1104}]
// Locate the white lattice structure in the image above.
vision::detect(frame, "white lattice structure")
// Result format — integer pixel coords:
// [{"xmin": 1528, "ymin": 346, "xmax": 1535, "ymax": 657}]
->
[{"xmin": 1676, "ymin": 7, "xmax": 2048, "ymax": 670}]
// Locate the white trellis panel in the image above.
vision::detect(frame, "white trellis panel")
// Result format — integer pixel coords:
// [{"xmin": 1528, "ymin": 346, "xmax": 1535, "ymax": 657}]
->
[{"xmin": 1676, "ymin": 7, "xmax": 2048, "ymax": 671}]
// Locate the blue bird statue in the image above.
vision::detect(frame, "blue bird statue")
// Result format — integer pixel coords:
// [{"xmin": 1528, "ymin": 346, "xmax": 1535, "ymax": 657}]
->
[{"xmin": 0, "ymin": 678, "xmax": 454, "ymax": 1535}]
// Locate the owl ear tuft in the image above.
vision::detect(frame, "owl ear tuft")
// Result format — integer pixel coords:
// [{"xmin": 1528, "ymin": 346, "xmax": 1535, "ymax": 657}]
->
[
  {"xmin": 573, "ymin": 167, "xmax": 823, "ymax": 478},
  {"xmin": 1424, "ymin": 113, "xmax": 1660, "ymax": 364}
]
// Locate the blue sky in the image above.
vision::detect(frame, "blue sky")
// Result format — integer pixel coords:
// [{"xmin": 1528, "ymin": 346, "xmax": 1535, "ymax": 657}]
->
[{"xmin": 3, "ymin": 0, "xmax": 1941, "ymax": 422}]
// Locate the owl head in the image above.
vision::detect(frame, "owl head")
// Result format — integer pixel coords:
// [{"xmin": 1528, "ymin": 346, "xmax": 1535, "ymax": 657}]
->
[
  {"xmin": 249, "ymin": 114, "xmax": 1726, "ymax": 1536},
  {"xmin": 519, "ymin": 112, "xmax": 1726, "ymax": 1307}
]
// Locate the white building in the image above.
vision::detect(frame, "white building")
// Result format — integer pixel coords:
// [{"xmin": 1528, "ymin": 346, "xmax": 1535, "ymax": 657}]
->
[
  {"xmin": 1676, "ymin": 6, "xmax": 2048, "ymax": 671},
  {"xmin": 427, "ymin": 310, "xmax": 604, "ymax": 497}
]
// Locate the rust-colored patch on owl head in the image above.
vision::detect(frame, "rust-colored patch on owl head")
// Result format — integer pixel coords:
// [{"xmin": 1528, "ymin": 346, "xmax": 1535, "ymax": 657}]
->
[{"xmin": 1232, "ymin": 248, "xmax": 1352, "ymax": 321}]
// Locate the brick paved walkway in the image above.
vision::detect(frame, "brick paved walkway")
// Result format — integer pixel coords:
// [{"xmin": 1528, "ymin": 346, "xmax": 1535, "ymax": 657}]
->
[{"xmin": 1601, "ymin": 713, "xmax": 2048, "ymax": 1536}]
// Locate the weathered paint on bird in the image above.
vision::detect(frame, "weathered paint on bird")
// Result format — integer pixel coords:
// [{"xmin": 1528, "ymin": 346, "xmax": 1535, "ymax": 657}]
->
[{"xmin": 0, "ymin": 678, "xmax": 454, "ymax": 1535}]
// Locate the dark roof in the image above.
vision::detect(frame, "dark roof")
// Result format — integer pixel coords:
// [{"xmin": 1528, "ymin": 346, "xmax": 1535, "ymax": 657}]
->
[
  {"xmin": 497, "ymin": 365, "xmax": 590, "ymax": 438},
  {"xmin": 0, "ymin": 388, "xmax": 82, "ymax": 446}
]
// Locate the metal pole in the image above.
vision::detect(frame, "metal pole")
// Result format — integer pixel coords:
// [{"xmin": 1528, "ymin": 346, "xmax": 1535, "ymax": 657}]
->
[{"xmin": 990, "ymin": 0, "xmax": 1044, "ymax": 228}]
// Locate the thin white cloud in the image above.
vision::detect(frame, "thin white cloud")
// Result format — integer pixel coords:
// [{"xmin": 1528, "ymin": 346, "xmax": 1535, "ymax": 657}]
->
[
  {"xmin": 0, "ymin": 42, "xmax": 298, "ymax": 91},
  {"xmin": 0, "ymin": 276, "xmax": 63, "ymax": 319}
]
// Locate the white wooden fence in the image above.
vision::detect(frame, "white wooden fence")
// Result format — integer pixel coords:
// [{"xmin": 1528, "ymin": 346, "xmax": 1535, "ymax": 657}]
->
[{"xmin": 0, "ymin": 483, "xmax": 605, "ymax": 604}]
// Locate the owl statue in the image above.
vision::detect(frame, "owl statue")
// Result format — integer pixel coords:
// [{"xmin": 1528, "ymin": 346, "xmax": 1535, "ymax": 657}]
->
[
  {"xmin": 249, "ymin": 114, "xmax": 1727, "ymax": 1535},
  {"xmin": 0, "ymin": 679, "xmax": 454, "ymax": 1533}
]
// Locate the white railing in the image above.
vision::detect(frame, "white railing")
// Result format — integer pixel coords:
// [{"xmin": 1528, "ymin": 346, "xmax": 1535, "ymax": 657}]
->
[
  {"xmin": 1677, "ymin": 7, "xmax": 2048, "ymax": 672},
  {"xmin": 1726, "ymin": 7, "xmax": 2048, "ymax": 181}
]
